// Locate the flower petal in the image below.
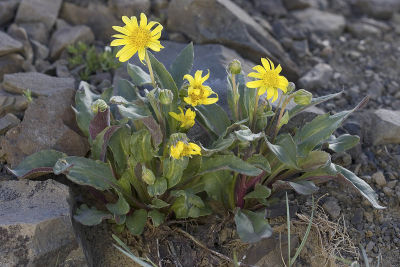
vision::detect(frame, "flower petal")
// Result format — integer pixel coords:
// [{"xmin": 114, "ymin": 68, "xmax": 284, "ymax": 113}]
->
[
  {"xmin": 194, "ymin": 70, "xmax": 203, "ymax": 81},
  {"xmin": 261, "ymin": 58, "xmax": 271, "ymax": 70},
  {"xmin": 258, "ymin": 87, "xmax": 267, "ymax": 95},
  {"xmin": 151, "ymin": 24, "xmax": 163, "ymax": 36},
  {"xmin": 201, "ymin": 70, "xmax": 210, "ymax": 83},
  {"xmin": 138, "ymin": 49, "xmax": 146, "ymax": 63},
  {"xmin": 275, "ymin": 64, "xmax": 282, "ymax": 74},
  {"xmin": 140, "ymin": 13, "xmax": 147, "ymax": 27},
  {"xmin": 246, "ymin": 80, "xmax": 263, "ymax": 88},
  {"xmin": 252, "ymin": 65, "xmax": 265, "ymax": 73},
  {"xmin": 202, "ymin": 97, "xmax": 218, "ymax": 105},
  {"xmin": 248, "ymin": 72, "xmax": 263, "ymax": 78},
  {"xmin": 278, "ymin": 76, "xmax": 289, "ymax": 92},
  {"xmin": 183, "ymin": 74, "xmax": 194, "ymax": 84},
  {"xmin": 271, "ymin": 90, "xmax": 279, "ymax": 103},
  {"xmin": 146, "ymin": 21, "xmax": 158, "ymax": 30},
  {"xmin": 148, "ymin": 41, "xmax": 163, "ymax": 52},
  {"xmin": 112, "ymin": 26, "xmax": 130, "ymax": 36},
  {"xmin": 118, "ymin": 47, "xmax": 137, "ymax": 62},
  {"xmin": 266, "ymin": 87, "xmax": 275, "ymax": 100},
  {"xmin": 110, "ymin": 39, "xmax": 129, "ymax": 46},
  {"xmin": 130, "ymin": 16, "xmax": 139, "ymax": 28}
]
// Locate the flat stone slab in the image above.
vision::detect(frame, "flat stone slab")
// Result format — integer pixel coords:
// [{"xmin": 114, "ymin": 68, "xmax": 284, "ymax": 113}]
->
[
  {"xmin": 2, "ymin": 72, "xmax": 75, "ymax": 96},
  {"xmin": 0, "ymin": 179, "xmax": 87, "ymax": 266},
  {"xmin": 0, "ymin": 32, "xmax": 23, "ymax": 57},
  {"xmin": 15, "ymin": 0, "xmax": 63, "ymax": 30}
]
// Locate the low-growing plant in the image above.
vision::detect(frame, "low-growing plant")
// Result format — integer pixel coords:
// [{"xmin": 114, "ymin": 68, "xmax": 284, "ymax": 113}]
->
[
  {"xmin": 67, "ymin": 41, "xmax": 121, "ymax": 81},
  {"xmin": 10, "ymin": 13, "xmax": 384, "ymax": 244}
]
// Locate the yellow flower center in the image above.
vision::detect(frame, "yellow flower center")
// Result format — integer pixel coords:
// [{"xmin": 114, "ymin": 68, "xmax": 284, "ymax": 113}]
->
[
  {"xmin": 130, "ymin": 27, "xmax": 151, "ymax": 48},
  {"xmin": 261, "ymin": 71, "xmax": 279, "ymax": 88}
]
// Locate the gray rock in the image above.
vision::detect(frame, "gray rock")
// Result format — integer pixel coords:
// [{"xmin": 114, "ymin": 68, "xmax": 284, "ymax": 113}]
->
[
  {"xmin": 0, "ymin": 87, "xmax": 89, "ymax": 167},
  {"xmin": 253, "ymin": 0, "xmax": 287, "ymax": 16},
  {"xmin": 108, "ymin": 0, "xmax": 151, "ymax": 18},
  {"xmin": 15, "ymin": 0, "xmax": 63, "ymax": 30},
  {"xmin": 18, "ymin": 22, "xmax": 49, "ymax": 44},
  {"xmin": 354, "ymin": 0, "xmax": 400, "ymax": 20},
  {"xmin": 0, "ymin": 113, "xmax": 20, "ymax": 135},
  {"xmin": 291, "ymin": 40, "xmax": 310, "ymax": 58},
  {"xmin": 167, "ymin": 0, "xmax": 299, "ymax": 80},
  {"xmin": 126, "ymin": 41, "xmax": 254, "ymax": 112},
  {"xmin": 363, "ymin": 109, "xmax": 400, "ymax": 145},
  {"xmin": 383, "ymin": 186, "xmax": 393, "ymax": 196},
  {"xmin": 0, "ymin": 0, "xmax": 20, "ymax": 26},
  {"xmin": 298, "ymin": 63, "xmax": 333, "ymax": 90},
  {"xmin": 31, "ymin": 40, "xmax": 49, "ymax": 60},
  {"xmin": 7, "ymin": 24, "xmax": 34, "ymax": 65},
  {"xmin": 322, "ymin": 197, "xmax": 341, "ymax": 219},
  {"xmin": 2, "ymin": 72, "xmax": 75, "ymax": 97},
  {"xmin": 372, "ymin": 171, "xmax": 387, "ymax": 186},
  {"xmin": 292, "ymin": 8, "xmax": 346, "ymax": 35},
  {"xmin": 0, "ymin": 179, "xmax": 87, "ymax": 267},
  {"xmin": 0, "ymin": 90, "xmax": 28, "ymax": 116},
  {"xmin": 347, "ymin": 22, "xmax": 382, "ymax": 38},
  {"xmin": 0, "ymin": 32, "xmax": 23, "ymax": 57},
  {"xmin": 0, "ymin": 54, "xmax": 24, "ymax": 81},
  {"xmin": 49, "ymin": 25, "xmax": 94, "ymax": 60},
  {"xmin": 60, "ymin": 2, "xmax": 119, "ymax": 42},
  {"xmin": 282, "ymin": 0, "xmax": 312, "ymax": 10}
]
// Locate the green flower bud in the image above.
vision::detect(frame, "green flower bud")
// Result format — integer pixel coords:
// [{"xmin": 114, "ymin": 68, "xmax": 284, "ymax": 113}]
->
[
  {"xmin": 91, "ymin": 99, "xmax": 108, "ymax": 114},
  {"xmin": 286, "ymin": 82, "xmax": 296, "ymax": 93},
  {"xmin": 238, "ymin": 140, "xmax": 250, "ymax": 149},
  {"xmin": 142, "ymin": 165, "xmax": 156, "ymax": 185},
  {"xmin": 228, "ymin": 59, "xmax": 242, "ymax": 75},
  {"xmin": 159, "ymin": 89, "xmax": 174, "ymax": 105},
  {"xmin": 293, "ymin": 89, "xmax": 312, "ymax": 106}
]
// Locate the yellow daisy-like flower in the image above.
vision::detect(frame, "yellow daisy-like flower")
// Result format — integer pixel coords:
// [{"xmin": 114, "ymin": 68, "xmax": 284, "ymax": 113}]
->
[
  {"xmin": 246, "ymin": 58, "xmax": 289, "ymax": 103},
  {"xmin": 183, "ymin": 70, "xmax": 218, "ymax": 106},
  {"xmin": 170, "ymin": 141, "xmax": 201, "ymax": 159},
  {"xmin": 169, "ymin": 107, "xmax": 196, "ymax": 129},
  {"xmin": 110, "ymin": 13, "xmax": 164, "ymax": 63}
]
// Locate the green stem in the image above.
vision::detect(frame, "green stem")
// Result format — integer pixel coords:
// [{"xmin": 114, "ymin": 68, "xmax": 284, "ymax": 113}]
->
[
  {"xmin": 145, "ymin": 50, "xmax": 157, "ymax": 88},
  {"xmin": 266, "ymin": 94, "xmax": 283, "ymax": 135},
  {"xmin": 231, "ymin": 74, "xmax": 239, "ymax": 121},
  {"xmin": 251, "ymin": 90, "xmax": 260, "ymax": 130},
  {"xmin": 272, "ymin": 95, "xmax": 294, "ymax": 142}
]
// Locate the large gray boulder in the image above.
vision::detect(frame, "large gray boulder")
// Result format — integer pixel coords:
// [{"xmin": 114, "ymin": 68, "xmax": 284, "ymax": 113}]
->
[
  {"xmin": 0, "ymin": 54, "xmax": 24, "ymax": 81},
  {"xmin": 0, "ymin": 179, "xmax": 87, "ymax": 266},
  {"xmin": 0, "ymin": 89, "xmax": 28, "ymax": 117},
  {"xmin": 0, "ymin": 86, "xmax": 89, "ymax": 167},
  {"xmin": 15, "ymin": 0, "xmax": 63, "ymax": 30},
  {"xmin": 361, "ymin": 109, "xmax": 400, "ymax": 145},
  {"xmin": 292, "ymin": 8, "xmax": 346, "ymax": 35},
  {"xmin": 0, "ymin": 0, "xmax": 20, "ymax": 27},
  {"xmin": 0, "ymin": 32, "xmax": 23, "ymax": 57},
  {"xmin": 167, "ymin": 0, "xmax": 299, "ymax": 80},
  {"xmin": 298, "ymin": 63, "xmax": 333, "ymax": 90},
  {"xmin": 49, "ymin": 25, "xmax": 95, "ymax": 60},
  {"xmin": 2, "ymin": 72, "xmax": 75, "ymax": 96},
  {"xmin": 354, "ymin": 0, "xmax": 400, "ymax": 20}
]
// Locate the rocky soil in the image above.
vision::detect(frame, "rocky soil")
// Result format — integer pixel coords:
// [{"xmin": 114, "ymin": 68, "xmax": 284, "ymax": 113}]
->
[{"xmin": 1, "ymin": 0, "xmax": 400, "ymax": 266}]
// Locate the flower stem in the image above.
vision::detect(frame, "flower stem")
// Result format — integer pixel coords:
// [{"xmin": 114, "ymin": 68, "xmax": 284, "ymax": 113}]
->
[
  {"xmin": 231, "ymin": 74, "xmax": 239, "ymax": 121},
  {"xmin": 251, "ymin": 89, "xmax": 260, "ymax": 130},
  {"xmin": 145, "ymin": 50, "xmax": 157, "ymax": 88},
  {"xmin": 272, "ymin": 95, "xmax": 294, "ymax": 142}
]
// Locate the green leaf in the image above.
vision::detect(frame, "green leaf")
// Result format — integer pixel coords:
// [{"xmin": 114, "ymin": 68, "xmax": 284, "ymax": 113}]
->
[
  {"xmin": 106, "ymin": 192, "xmax": 130, "ymax": 216},
  {"xmin": 200, "ymin": 136, "xmax": 235, "ymax": 156},
  {"xmin": 200, "ymin": 170, "xmax": 234, "ymax": 208},
  {"xmin": 195, "ymin": 104, "xmax": 231, "ymax": 137},
  {"xmin": 115, "ymin": 79, "xmax": 138, "ymax": 102},
  {"xmin": 294, "ymin": 98, "xmax": 367, "ymax": 157},
  {"xmin": 130, "ymin": 129, "xmax": 155, "ymax": 163},
  {"xmin": 117, "ymin": 103, "xmax": 151, "ymax": 121},
  {"xmin": 108, "ymin": 126, "xmax": 131, "ymax": 174},
  {"xmin": 244, "ymin": 184, "xmax": 271, "ymax": 199},
  {"xmin": 289, "ymin": 91, "xmax": 343, "ymax": 119},
  {"xmin": 148, "ymin": 210, "xmax": 165, "ymax": 227},
  {"xmin": 140, "ymin": 116, "xmax": 163, "ymax": 147},
  {"xmin": 328, "ymin": 134, "xmax": 360, "ymax": 153},
  {"xmin": 272, "ymin": 180, "xmax": 319, "ymax": 195},
  {"xmin": 198, "ymin": 154, "xmax": 263, "ymax": 177},
  {"xmin": 53, "ymin": 156, "xmax": 116, "ymax": 191},
  {"xmin": 171, "ymin": 190, "xmax": 211, "ymax": 219},
  {"xmin": 73, "ymin": 82, "xmax": 100, "ymax": 137},
  {"xmin": 150, "ymin": 198, "xmax": 170, "ymax": 209},
  {"xmin": 91, "ymin": 125, "xmax": 120, "ymax": 161},
  {"xmin": 163, "ymin": 157, "xmax": 189, "ymax": 188},
  {"xmin": 127, "ymin": 63, "xmax": 151, "ymax": 86},
  {"xmin": 170, "ymin": 42, "xmax": 194, "ymax": 89},
  {"xmin": 74, "ymin": 204, "xmax": 112, "ymax": 226},
  {"xmin": 89, "ymin": 108, "xmax": 110, "ymax": 140},
  {"xmin": 238, "ymin": 73, "xmax": 256, "ymax": 119},
  {"xmin": 246, "ymin": 154, "xmax": 271, "ymax": 173},
  {"xmin": 335, "ymin": 165, "xmax": 385, "ymax": 209},
  {"xmin": 126, "ymin": 209, "xmax": 147, "ymax": 235},
  {"xmin": 234, "ymin": 126, "xmax": 264, "ymax": 142},
  {"xmin": 234, "ymin": 209, "xmax": 273, "ymax": 243},
  {"xmin": 147, "ymin": 177, "xmax": 168, "ymax": 197},
  {"xmin": 148, "ymin": 52, "xmax": 178, "ymax": 99},
  {"xmin": 298, "ymin": 150, "xmax": 330, "ymax": 171},
  {"xmin": 266, "ymin": 134, "xmax": 299, "ymax": 169},
  {"xmin": 9, "ymin": 150, "xmax": 66, "ymax": 179}
]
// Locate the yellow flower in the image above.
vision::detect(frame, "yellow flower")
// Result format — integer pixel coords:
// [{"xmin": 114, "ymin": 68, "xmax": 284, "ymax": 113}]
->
[
  {"xmin": 110, "ymin": 13, "xmax": 164, "ymax": 63},
  {"xmin": 170, "ymin": 141, "xmax": 201, "ymax": 159},
  {"xmin": 246, "ymin": 58, "xmax": 289, "ymax": 103},
  {"xmin": 183, "ymin": 70, "xmax": 218, "ymax": 106},
  {"xmin": 169, "ymin": 107, "xmax": 196, "ymax": 129}
]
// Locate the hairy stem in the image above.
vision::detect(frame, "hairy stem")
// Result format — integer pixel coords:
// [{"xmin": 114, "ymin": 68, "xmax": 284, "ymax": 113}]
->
[
  {"xmin": 145, "ymin": 50, "xmax": 156, "ymax": 88},
  {"xmin": 231, "ymin": 74, "xmax": 239, "ymax": 121}
]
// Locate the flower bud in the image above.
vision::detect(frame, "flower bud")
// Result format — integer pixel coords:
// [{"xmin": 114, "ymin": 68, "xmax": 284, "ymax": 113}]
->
[
  {"xmin": 91, "ymin": 99, "xmax": 108, "ymax": 114},
  {"xmin": 228, "ymin": 59, "xmax": 242, "ymax": 75},
  {"xmin": 142, "ymin": 165, "xmax": 156, "ymax": 185},
  {"xmin": 293, "ymin": 89, "xmax": 312, "ymax": 106},
  {"xmin": 286, "ymin": 82, "xmax": 296, "ymax": 93},
  {"xmin": 159, "ymin": 89, "xmax": 174, "ymax": 105}
]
